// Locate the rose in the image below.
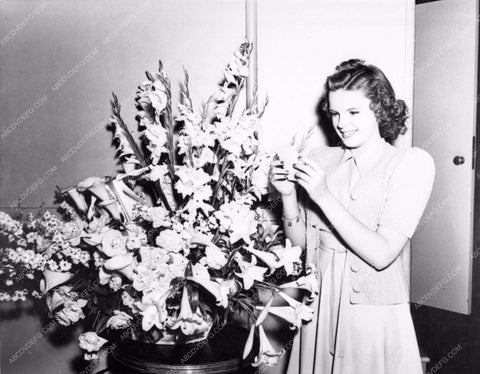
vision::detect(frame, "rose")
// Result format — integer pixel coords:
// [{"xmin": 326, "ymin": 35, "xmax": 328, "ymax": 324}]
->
[
  {"xmin": 155, "ymin": 229, "xmax": 185, "ymax": 253},
  {"xmin": 108, "ymin": 274, "xmax": 123, "ymax": 291},
  {"xmin": 100, "ymin": 230, "xmax": 127, "ymax": 257},
  {"xmin": 126, "ymin": 236, "xmax": 142, "ymax": 250},
  {"xmin": 140, "ymin": 247, "xmax": 170, "ymax": 270},
  {"xmin": 143, "ymin": 206, "xmax": 171, "ymax": 228},
  {"xmin": 61, "ymin": 220, "xmax": 84, "ymax": 246},
  {"xmin": 121, "ymin": 291, "xmax": 136, "ymax": 309},
  {"xmin": 132, "ymin": 265, "xmax": 156, "ymax": 292},
  {"xmin": 106, "ymin": 310, "xmax": 133, "ymax": 330},
  {"xmin": 78, "ymin": 332, "xmax": 108, "ymax": 352},
  {"xmin": 204, "ymin": 246, "xmax": 228, "ymax": 270},
  {"xmin": 168, "ymin": 253, "xmax": 189, "ymax": 278},
  {"xmin": 55, "ymin": 299, "xmax": 88, "ymax": 326}
]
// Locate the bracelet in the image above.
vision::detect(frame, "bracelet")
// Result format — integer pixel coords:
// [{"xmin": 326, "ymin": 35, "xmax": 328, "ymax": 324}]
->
[{"xmin": 282, "ymin": 209, "xmax": 301, "ymax": 227}]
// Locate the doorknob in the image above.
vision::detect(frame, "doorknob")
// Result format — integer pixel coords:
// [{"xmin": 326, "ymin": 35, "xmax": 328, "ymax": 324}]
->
[{"xmin": 453, "ymin": 156, "xmax": 465, "ymax": 165}]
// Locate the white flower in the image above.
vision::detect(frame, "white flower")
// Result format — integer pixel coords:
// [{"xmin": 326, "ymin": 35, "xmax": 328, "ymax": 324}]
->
[
  {"xmin": 144, "ymin": 125, "xmax": 168, "ymax": 164},
  {"xmin": 174, "ymin": 166, "xmax": 212, "ymax": 200},
  {"xmin": 234, "ymin": 253, "xmax": 268, "ymax": 290},
  {"xmin": 126, "ymin": 236, "xmax": 142, "ymax": 250},
  {"xmin": 106, "ymin": 310, "xmax": 133, "ymax": 330},
  {"xmin": 168, "ymin": 253, "xmax": 189, "ymax": 278},
  {"xmin": 203, "ymin": 246, "xmax": 228, "ymax": 270},
  {"xmin": 215, "ymin": 201, "xmax": 258, "ymax": 244},
  {"xmin": 279, "ymin": 263, "xmax": 319, "ymax": 300},
  {"xmin": 108, "ymin": 274, "xmax": 123, "ymax": 291},
  {"xmin": 78, "ymin": 332, "xmax": 108, "ymax": 352},
  {"xmin": 55, "ymin": 299, "xmax": 88, "ymax": 326},
  {"xmin": 103, "ymin": 254, "xmax": 135, "ymax": 280},
  {"xmin": 40, "ymin": 269, "xmax": 74, "ymax": 295},
  {"xmin": 121, "ymin": 291, "xmax": 136, "ymax": 309},
  {"xmin": 58, "ymin": 260, "xmax": 72, "ymax": 272},
  {"xmin": 61, "ymin": 220, "xmax": 85, "ymax": 246},
  {"xmin": 148, "ymin": 90, "xmax": 168, "ymax": 113},
  {"xmin": 132, "ymin": 265, "xmax": 157, "ymax": 292},
  {"xmin": 155, "ymin": 229, "xmax": 187, "ymax": 253},
  {"xmin": 100, "ymin": 230, "xmax": 127, "ymax": 257},
  {"xmin": 139, "ymin": 246, "xmax": 170, "ymax": 272},
  {"xmin": 136, "ymin": 302, "xmax": 167, "ymax": 332},
  {"xmin": 251, "ymin": 152, "xmax": 273, "ymax": 197},
  {"xmin": 176, "ymin": 104, "xmax": 203, "ymax": 127},
  {"xmin": 26, "ymin": 232, "xmax": 38, "ymax": 243},
  {"xmin": 143, "ymin": 206, "xmax": 171, "ymax": 228},
  {"xmin": 256, "ymin": 291, "xmax": 314, "ymax": 330},
  {"xmin": 269, "ymin": 239, "xmax": 302, "ymax": 276},
  {"xmin": 166, "ymin": 286, "xmax": 210, "ymax": 335},
  {"xmin": 252, "ymin": 325, "xmax": 285, "ymax": 367}
]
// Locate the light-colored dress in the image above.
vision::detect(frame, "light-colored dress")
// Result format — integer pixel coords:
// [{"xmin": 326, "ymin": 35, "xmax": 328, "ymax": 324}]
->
[{"xmin": 286, "ymin": 137, "xmax": 435, "ymax": 374}]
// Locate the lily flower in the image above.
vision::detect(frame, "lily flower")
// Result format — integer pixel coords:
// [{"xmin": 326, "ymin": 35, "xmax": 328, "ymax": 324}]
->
[
  {"xmin": 252, "ymin": 325, "xmax": 285, "ymax": 367},
  {"xmin": 279, "ymin": 263, "xmax": 319, "ymax": 300},
  {"xmin": 186, "ymin": 263, "xmax": 230, "ymax": 308},
  {"xmin": 40, "ymin": 269, "xmax": 74, "ymax": 295},
  {"xmin": 136, "ymin": 303, "xmax": 165, "ymax": 332},
  {"xmin": 107, "ymin": 179, "xmax": 145, "ymax": 222},
  {"xmin": 103, "ymin": 254, "xmax": 135, "ymax": 280},
  {"xmin": 269, "ymin": 239, "xmax": 302, "ymax": 276},
  {"xmin": 234, "ymin": 253, "xmax": 268, "ymax": 290},
  {"xmin": 166, "ymin": 286, "xmax": 210, "ymax": 335},
  {"xmin": 98, "ymin": 267, "xmax": 113, "ymax": 285},
  {"xmin": 242, "ymin": 324, "xmax": 255, "ymax": 359},
  {"xmin": 77, "ymin": 177, "xmax": 121, "ymax": 221},
  {"xmin": 256, "ymin": 291, "xmax": 314, "ymax": 330},
  {"xmin": 60, "ymin": 186, "xmax": 88, "ymax": 212},
  {"xmin": 244, "ymin": 244, "xmax": 281, "ymax": 275},
  {"xmin": 255, "ymin": 295, "xmax": 274, "ymax": 326}
]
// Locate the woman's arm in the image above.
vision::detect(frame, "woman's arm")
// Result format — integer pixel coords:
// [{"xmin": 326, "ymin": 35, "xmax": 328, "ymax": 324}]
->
[
  {"xmin": 313, "ymin": 190, "xmax": 407, "ymax": 270},
  {"xmin": 294, "ymin": 149, "xmax": 435, "ymax": 271},
  {"xmin": 281, "ymin": 190, "xmax": 306, "ymax": 249},
  {"xmin": 268, "ymin": 160, "xmax": 306, "ymax": 249}
]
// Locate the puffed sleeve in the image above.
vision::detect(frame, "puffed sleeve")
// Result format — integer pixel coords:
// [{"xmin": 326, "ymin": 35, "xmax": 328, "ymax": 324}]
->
[{"xmin": 377, "ymin": 147, "xmax": 435, "ymax": 239}]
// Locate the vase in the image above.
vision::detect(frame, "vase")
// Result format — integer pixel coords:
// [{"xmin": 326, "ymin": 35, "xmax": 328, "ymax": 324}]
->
[{"xmin": 110, "ymin": 323, "xmax": 257, "ymax": 374}]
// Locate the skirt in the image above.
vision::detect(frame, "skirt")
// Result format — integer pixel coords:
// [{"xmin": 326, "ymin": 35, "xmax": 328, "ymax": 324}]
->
[{"xmin": 285, "ymin": 241, "xmax": 423, "ymax": 374}]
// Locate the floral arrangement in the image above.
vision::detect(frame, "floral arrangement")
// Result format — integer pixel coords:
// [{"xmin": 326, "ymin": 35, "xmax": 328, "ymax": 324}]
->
[{"xmin": 0, "ymin": 42, "xmax": 318, "ymax": 367}]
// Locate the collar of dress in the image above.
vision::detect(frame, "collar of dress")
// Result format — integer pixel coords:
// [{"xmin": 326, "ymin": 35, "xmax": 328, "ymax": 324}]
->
[{"xmin": 340, "ymin": 136, "xmax": 388, "ymax": 177}]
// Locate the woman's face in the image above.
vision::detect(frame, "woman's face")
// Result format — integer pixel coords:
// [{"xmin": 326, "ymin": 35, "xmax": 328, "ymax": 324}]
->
[{"xmin": 328, "ymin": 89, "xmax": 381, "ymax": 150}]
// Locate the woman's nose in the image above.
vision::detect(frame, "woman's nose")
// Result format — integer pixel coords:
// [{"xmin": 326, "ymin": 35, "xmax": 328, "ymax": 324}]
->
[{"xmin": 337, "ymin": 114, "xmax": 348, "ymax": 129}]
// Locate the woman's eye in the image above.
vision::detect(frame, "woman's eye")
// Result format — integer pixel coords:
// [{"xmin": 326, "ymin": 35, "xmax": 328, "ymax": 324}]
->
[{"xmin": 349, "ymin": 111, "xmax": 359, "ymax": 115}]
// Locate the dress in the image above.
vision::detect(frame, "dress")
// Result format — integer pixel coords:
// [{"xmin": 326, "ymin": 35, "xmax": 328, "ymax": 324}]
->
[{"xmin": 286, "ymin": 137, "xmax": 435, "ymax": 374}]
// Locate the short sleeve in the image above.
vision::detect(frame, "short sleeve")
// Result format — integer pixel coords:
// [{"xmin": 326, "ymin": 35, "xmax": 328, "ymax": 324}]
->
[{"xmin": 377, "ymin": 147, "xmax": 435, "ymax": 239}]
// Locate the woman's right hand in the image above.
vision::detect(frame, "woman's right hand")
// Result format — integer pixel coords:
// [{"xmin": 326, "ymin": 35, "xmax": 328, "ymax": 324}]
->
[{"xmin": 269, "ymin": 160, "xmax": 296, "ymax": 197}]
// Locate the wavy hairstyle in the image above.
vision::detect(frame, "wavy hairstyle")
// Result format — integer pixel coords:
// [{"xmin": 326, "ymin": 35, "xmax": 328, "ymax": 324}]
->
[{"xmin": 321, "ymin": 59, "xmax": 408, "ymax": 143}]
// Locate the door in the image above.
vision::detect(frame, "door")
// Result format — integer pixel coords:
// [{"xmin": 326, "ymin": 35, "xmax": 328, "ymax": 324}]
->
[{"xmin": 411, "ymin": 0, "xmax": 478, "ymax": 314}]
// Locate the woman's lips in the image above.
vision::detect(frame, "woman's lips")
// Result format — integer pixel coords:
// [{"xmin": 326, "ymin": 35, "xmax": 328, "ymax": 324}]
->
[{"xmin": 341, "ymin": 130, "xmax": 357, "ymax": 138}]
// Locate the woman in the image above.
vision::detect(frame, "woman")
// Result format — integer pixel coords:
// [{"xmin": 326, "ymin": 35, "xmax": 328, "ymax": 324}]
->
[{"xmin": 269, "ymin": 59, "xmax": 435, "ymax": 374}]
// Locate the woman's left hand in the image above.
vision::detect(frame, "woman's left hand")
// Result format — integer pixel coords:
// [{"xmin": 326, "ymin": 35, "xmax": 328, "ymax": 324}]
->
[{"xmin": 293, "ymin": 156, "xmax": 329, "ymax": 203}]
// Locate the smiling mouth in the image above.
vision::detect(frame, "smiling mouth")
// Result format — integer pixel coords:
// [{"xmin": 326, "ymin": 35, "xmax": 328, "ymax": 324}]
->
[{"xmin": 340, "ymin": 130, "xmax": 357, "ymax": 138}]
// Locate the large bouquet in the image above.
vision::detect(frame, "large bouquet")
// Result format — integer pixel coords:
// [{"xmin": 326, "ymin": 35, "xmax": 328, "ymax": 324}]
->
[{"xmin": 0, "ymin": 42, "xmax": 318, "ymax": 367}]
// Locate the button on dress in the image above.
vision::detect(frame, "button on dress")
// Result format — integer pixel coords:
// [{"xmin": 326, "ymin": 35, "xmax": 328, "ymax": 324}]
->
[{"xmin": 286, "ymin": 137, "xmax": 435, "ymax": 374}]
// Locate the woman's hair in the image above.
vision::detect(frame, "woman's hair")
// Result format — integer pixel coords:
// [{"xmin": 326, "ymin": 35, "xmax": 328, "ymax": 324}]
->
[{"xmin": 321, "ymin": 59, "xmax": 408, "ymax": 143}]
